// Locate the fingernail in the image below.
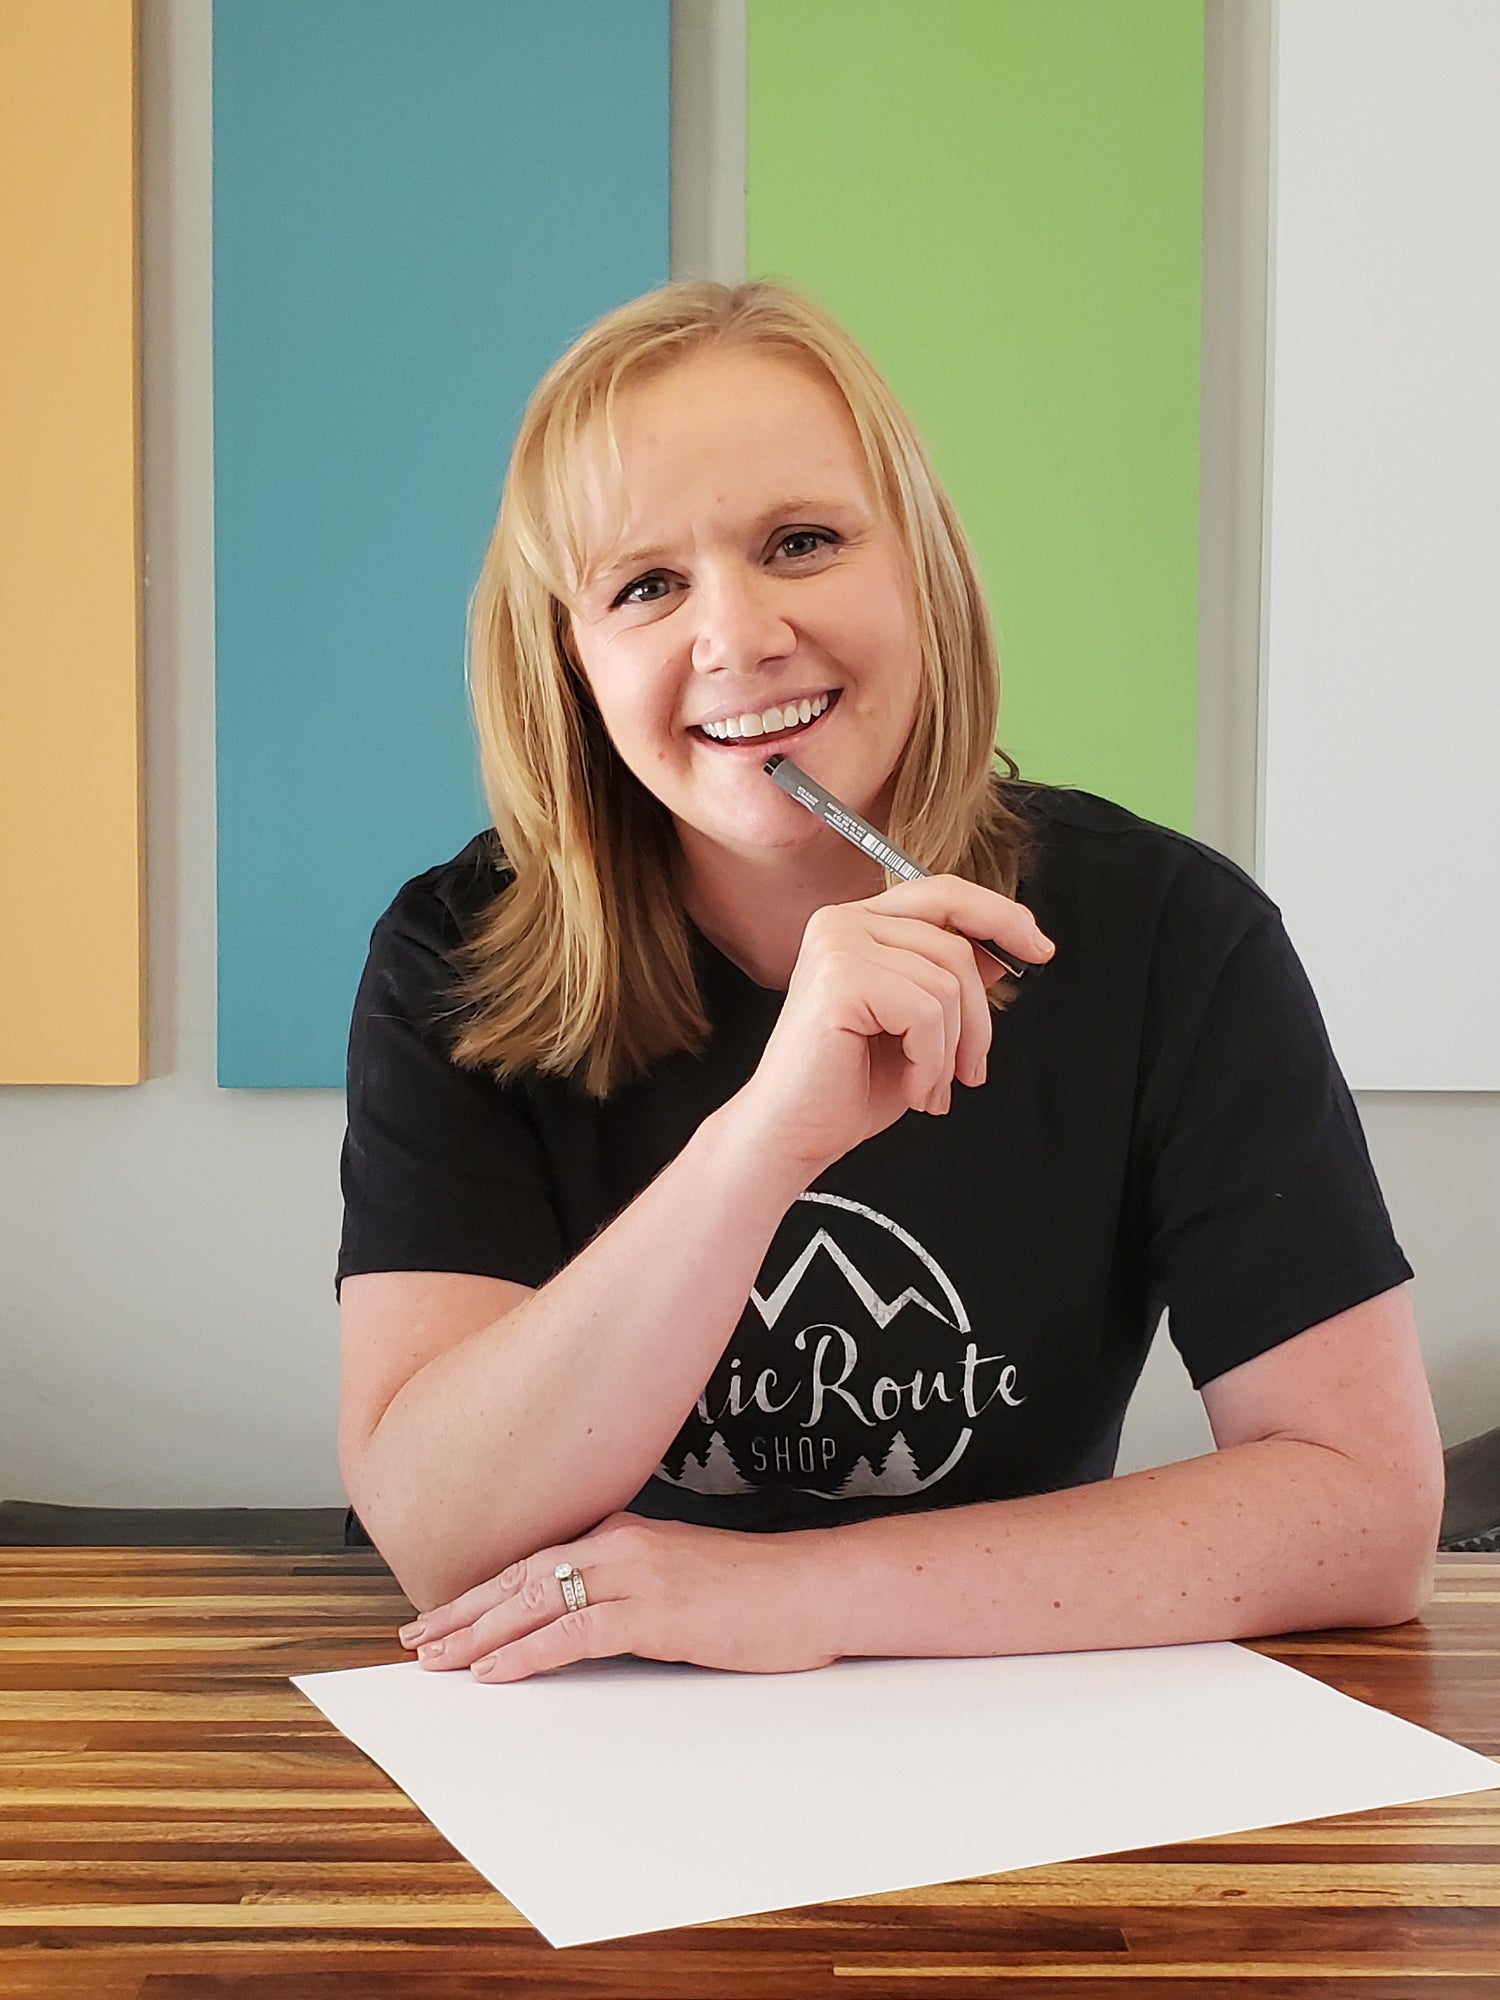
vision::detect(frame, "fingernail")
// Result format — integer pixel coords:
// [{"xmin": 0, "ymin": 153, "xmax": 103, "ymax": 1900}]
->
[
  {"xmin": 471, "ymin": 1655, "xmax": 496, "ymax": 1678},
  {"xmin": 1036, "ymin": 933, "xmax": 1056, "ymax": 957},
  {"xmin": 418, "ymin": 1638, "xmax": 445, "ymax": 1660},
  {"xmin": 399, "ymin": 1621, "xmax": 425, "ymax": 1647}
]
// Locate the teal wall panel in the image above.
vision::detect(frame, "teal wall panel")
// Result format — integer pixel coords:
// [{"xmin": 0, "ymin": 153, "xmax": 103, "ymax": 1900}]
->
[{"xmin": 213, "ymin": 0, "xmax": 670, "ymax": 1086}]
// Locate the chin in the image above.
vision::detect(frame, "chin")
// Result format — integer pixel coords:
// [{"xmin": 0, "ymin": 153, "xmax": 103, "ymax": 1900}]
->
[{"xmin": 673, "ymin": 796, "xmax": 814, "ymax": 856}]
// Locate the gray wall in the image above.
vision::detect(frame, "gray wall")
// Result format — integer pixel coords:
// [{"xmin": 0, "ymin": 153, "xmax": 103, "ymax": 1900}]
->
[{"xmin": 0, "ymin": 0, "xmax": 1494, "ymax": 1507}]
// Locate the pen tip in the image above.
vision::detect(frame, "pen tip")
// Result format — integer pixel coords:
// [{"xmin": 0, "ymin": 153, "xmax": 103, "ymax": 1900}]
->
[{"xmin": 763, "ymin": 753, "xmax": 785, "ymax": 776}]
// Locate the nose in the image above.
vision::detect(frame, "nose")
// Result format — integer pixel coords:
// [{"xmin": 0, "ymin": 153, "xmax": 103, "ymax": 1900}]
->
[{"xmin": 689, "ymin": 561, "xmax": 796, "ymax": 677}]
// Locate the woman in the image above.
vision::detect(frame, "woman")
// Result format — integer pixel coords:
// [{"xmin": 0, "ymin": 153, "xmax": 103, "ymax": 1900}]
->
[{"xmin": 336, "ymin": 280, "xmax": 1441, "ymax": 1684}]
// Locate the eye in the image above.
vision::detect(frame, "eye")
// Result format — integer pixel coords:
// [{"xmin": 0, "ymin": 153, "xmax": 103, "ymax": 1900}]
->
[
  {"xmin": 776, "ymin": 528, "xmax": 838, "ymax": 561},
  {"xmin": 613, "ymin": 571, "xmax": 672, "ymax": 609}
]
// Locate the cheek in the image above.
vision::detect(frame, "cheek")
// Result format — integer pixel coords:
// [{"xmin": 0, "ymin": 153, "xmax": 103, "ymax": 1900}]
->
[
  {"xmin": 587, "ymin": 656, "xmax": 682, "ymax": 764},
  {"xmin": 847, "ymin": 583, "xmax": 924, "ymax": 700},
  {"xmin": 850, "ymin": 564, "xmax": 918, "ymax": 647}
]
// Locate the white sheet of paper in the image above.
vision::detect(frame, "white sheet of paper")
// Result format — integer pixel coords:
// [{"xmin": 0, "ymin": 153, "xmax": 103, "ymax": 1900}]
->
[{"xmin": 292, "ymin": 1644, "xmax": 1500, "ymax": 1948}]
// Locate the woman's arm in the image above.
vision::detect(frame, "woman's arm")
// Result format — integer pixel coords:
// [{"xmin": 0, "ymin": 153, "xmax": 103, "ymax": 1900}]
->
[
  {"xmin": 341, "ymin": 874, "xmax": 1050, "ymax": 1610},
  {"xmin": 817, "ymin": 1285, "xmax": 1442, "ymax": 1657},
  {"xmin": 340, "ymin": 1096, "xmax": 809, "ymax": 1610},
  {"xmin": 399, "ymin": 1284, "xmax": 1441, "ymax": 1680}
]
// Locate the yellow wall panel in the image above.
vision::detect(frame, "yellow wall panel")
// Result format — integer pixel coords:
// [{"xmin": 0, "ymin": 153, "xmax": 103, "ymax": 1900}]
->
[{"xmin": 0, "ymin": 0, "xmax": 143, "ymax": 1084}]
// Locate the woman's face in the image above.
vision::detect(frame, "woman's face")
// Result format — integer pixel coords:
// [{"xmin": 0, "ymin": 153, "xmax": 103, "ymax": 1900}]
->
[{"xmin": 566, "ymin": 348, "xmax": 925, "ymax": 860}]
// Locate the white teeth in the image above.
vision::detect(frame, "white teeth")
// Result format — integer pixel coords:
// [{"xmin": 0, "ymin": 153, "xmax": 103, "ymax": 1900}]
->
[{"xmin": 700, "ymin": 691, "xmax": 832, "ymax": 741}]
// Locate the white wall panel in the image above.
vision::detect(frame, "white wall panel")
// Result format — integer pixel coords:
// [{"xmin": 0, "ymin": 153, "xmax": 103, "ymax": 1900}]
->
[{"xmin": 1262, "ymin": 0, "xmax": 1500, "ymax": 1088}]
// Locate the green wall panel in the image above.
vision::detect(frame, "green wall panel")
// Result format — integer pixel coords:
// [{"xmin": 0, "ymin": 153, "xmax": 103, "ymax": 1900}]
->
[{"xmin": 748, "ymin": 0, "xmax": 1202, "ymax": 831}]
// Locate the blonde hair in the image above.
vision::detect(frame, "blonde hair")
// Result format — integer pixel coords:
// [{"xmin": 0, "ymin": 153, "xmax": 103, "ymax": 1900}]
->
[{"xmin": 452, "ymin": 279, "xmax": 1027, "ymax": 1096}]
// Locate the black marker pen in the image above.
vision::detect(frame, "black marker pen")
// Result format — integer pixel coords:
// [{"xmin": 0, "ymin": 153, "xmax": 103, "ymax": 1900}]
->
[{"xmin": 763, "ymin": 753, "xmax": 1031, "ymax": 981}]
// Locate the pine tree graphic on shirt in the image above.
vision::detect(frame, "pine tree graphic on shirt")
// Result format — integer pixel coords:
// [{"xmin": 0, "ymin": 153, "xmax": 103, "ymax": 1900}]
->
[
  {"xmin": 833, "ymin": 1432, "xmax": 921, "ymax": 1499},
  {"xmin": 659, "ymin": 1430, "xmax": 754, "ymax": 1496}
]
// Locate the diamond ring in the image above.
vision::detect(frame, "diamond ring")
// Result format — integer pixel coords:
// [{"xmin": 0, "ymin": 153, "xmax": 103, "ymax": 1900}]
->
[{"xmin": 554, "ymin": 1561, "xmax": 588, "ymax": 1613}]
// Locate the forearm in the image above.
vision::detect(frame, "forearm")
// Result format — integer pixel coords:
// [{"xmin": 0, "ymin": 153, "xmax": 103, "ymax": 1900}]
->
[
  {"xmin": 354, "ymin": 1098, "xmax": 807, "ymax": 1607},
  {"xmin": 816, "ymin": 1438, "xmax": 1439, "ymax": 1660}
]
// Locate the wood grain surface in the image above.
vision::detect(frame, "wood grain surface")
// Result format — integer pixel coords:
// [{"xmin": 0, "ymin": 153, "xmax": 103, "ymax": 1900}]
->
[{"xmin": 0, "ymin": 1549, "xmax": 1496, "ymax": 1996}]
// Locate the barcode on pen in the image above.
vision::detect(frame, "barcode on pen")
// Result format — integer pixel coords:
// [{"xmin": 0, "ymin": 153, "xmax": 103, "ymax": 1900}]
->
[{"xmin": 872, "ymin": 842, "xmax": 922, "ymax": 880}]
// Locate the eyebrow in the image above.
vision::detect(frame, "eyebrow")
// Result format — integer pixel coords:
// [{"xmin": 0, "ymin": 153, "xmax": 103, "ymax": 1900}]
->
[{"xmin": 584, "ymin": 497, "xmax": 859, "ymax": 597}]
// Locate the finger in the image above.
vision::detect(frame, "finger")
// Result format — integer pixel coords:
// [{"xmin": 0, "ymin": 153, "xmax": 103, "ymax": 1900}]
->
[
  {"xmin": 863, "ymin": 914, "xmax": 993, "ymax": 1088},
  {"xmin": 868, "ymin": 875, "xmax": 1055, "ymax": 968},
  {"xmin": 470, "ymin": 1603, "xmax": 628, "ymax": 1684},
  {"xmin": 405, "ymin": 1539, "xmax": 608, "ymax": 1655},
  {"xmin": 400, "ymin": 1557, "xmax": 536, "ymax": 1648},
  {"xmin": 855, "ymin": 956, "xmax": 956, "ymax": 1112},
  {"xmin": 874, "ymin": 946, "xmax": 963, "ymax": 1112},
  {"xmin": 415, "ymin": 1561, "xmax": 583, "ymax": 1670}
]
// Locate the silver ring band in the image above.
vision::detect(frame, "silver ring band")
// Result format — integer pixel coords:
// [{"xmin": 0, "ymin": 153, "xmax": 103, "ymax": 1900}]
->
[{"xmin": 554, "ymin": 1561, "xmax": 588, "ymax": 1613}]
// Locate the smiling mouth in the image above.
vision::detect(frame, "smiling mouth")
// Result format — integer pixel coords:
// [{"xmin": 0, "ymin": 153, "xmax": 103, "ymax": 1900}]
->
[{"xmin": 690, "ymin": 689, "xmax": 841, "ymax": 749}]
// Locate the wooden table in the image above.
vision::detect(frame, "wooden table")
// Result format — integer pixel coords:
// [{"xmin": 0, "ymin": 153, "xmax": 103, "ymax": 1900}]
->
[{"xmin": 1, "ymin": 1549, "xmax": 1496, "ymax": 1996}]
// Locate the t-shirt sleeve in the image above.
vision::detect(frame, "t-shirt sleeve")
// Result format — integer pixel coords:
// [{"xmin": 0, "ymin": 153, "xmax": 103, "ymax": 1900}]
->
[
  {"xmin": 1139, "ymin": 895, "xmax": 1412, "ymax": 1391},
  {"xmin": 335, "ymin": 893, "xmax": 566, "ymax": 1299}
]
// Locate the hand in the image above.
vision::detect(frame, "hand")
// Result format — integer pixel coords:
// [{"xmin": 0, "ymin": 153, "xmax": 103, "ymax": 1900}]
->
[
  {"xmin": 729, "ymin": 875, "xmax": 1054, "ymax": 1178},
  {"xmin": 397, "ymin": 1513, "xmax": 841, "ymax": 1682}
]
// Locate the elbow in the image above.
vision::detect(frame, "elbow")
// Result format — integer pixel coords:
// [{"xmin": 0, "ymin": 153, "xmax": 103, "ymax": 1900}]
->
[
  {"xmin": 1340, "ymin": 1450, "xmax": 1445, "ymax": 1630},
  {"xmin": 339, "ymin": 1423, "xmax": 438, "ymax": 1611},
  {"xmin": 338, "ymin": 1397, "xmax": 473, "ymax": 1611},
  {"xmin": 380, "ymin": 1528, "xmax": 533, "ymax": 1620},
  {"xmin": 342, "ymin": 1478, "xmax": 455, "ymax": 1615},
  {"xmin": 1347, "ymin": 1537, "xmax": 1437, "ymax": 1630},
  {"xmin": 384, "ymin": 1548, "xmax": 462, "ymax": 1621},
  {"xmin": 340, "ymin": 1422, "xmax": 535, "ymax": 1614}
]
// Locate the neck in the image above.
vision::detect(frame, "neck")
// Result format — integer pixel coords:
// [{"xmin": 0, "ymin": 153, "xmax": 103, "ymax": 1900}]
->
[{"xmin": 674, "ymin": 823, "xmax": 885, "ymax": 991}]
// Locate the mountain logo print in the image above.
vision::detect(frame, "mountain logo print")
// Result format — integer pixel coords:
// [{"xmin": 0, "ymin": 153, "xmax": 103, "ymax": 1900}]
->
[{"xmin": 655, "ymin": 1192, "xmax": 1024, "ymax": 1502}]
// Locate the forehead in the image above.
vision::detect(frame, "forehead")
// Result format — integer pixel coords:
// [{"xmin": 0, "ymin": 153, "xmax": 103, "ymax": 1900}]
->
[
  {"xmin": 615, "ymin": 347, "xmax": 860, "ymax": 458},
  {"xmin": 566, "ymin": 348, "xmax": 876, "ymax": 587}
]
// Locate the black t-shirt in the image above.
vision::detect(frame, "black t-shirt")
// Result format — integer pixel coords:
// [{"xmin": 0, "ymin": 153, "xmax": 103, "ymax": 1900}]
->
[{"xmin": 337, "ymin": 785, "xmax": 1412, "ymax": 1533}]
